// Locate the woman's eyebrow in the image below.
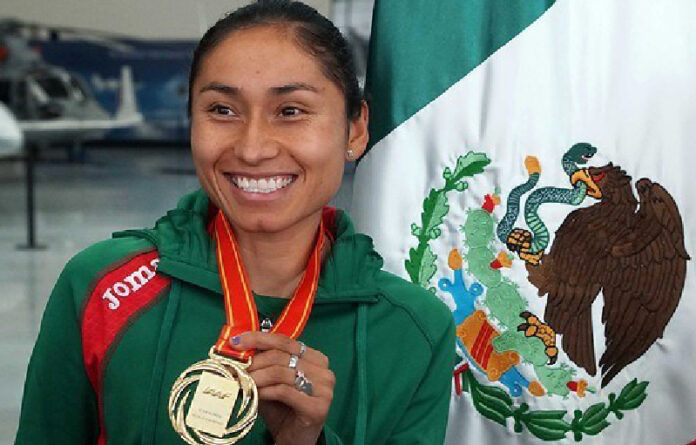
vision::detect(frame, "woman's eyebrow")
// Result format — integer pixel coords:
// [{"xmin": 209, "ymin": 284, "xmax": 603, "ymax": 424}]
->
[
  {"xmin": 198, "ymin": 82, "xmax": 319, "ymax": 97},
  {"xmin": 199, "ymin": 82, "xmax": 239, "ymax": 95},
  {"xmin": 270, "ymin": 82, "xmax": 319, "ymax": 95}
]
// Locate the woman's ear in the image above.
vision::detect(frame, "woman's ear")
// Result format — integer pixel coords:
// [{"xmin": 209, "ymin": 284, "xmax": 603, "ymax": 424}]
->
[{"xmin": 347, "ymin": 100, "xmax": 369, "ymax": 160}]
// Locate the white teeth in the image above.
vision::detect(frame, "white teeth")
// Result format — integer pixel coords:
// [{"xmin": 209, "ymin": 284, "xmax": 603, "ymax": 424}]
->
[{"xmin": 232, "ymin": 175, "xmax": 295, "ymax": 194}]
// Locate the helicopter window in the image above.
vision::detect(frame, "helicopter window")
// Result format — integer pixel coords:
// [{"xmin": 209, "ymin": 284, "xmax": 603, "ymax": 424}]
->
[
  {"xmin": 35, "ymin": 76, "xmax": 70, "ymax": 99},
  {"xmin": 69, "ymin": 77, "xmax": 87, "ymax": 101},
  {"xmin": 0, "ymin": 80, "xmax": 10, "ymax": 104}
]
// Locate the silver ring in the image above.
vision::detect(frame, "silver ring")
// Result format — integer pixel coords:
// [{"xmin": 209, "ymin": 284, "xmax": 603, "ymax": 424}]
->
[
  {"xmin": 288, "ymin": 354, "xmax": 299, "ymax": 370},
  {"xmin": 294, "ymin": 370, "xmax": 313, "ymax": 396},
  {"xmin": 298, "ymin": 341, "xmax": 307, "ymax": 358}
]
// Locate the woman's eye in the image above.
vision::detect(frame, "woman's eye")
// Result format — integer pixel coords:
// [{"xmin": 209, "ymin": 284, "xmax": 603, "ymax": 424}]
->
[
  {"xmin": 209, "ymin": 105, "xmax": 235, "ymax": 116},
  {"xmin": 279, "ymin": 106, "xmax": 302, "ymax": 117}
]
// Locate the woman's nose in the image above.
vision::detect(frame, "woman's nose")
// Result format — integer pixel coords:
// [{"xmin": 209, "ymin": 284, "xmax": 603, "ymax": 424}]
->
[{"xmin": 234, "ymin": 116, "xmax": 280, "ymax": 165}]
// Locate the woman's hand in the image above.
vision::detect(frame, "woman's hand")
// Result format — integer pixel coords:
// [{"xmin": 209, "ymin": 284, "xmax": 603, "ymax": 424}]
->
[{"xmin": 230, "ymin": 332, "xmax": 335, "ymax": 445}]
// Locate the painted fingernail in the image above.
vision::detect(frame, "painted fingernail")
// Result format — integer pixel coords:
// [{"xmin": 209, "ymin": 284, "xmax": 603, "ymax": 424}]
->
[{"xmin": 230, "ymin": 336, "xmax": 241, "ymax": 345}]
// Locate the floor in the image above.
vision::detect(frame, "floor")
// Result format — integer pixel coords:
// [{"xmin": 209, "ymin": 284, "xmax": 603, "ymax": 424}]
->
[{"xmin": 0, "ymin": 145, "xmax": 354, "ymax": 443}]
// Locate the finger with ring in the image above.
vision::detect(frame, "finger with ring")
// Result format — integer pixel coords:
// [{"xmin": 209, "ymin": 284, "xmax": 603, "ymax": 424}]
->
[
  {"xmin": 298, "ymin": 341, "xmax": 307, "ymax": 358},
  {"xmin": 288, "ymin": 353, "xmax": 299, "ymax": 370},
  {"xmin": 294, "ymin": 370, "xmax": 314, "ymax": 396}
]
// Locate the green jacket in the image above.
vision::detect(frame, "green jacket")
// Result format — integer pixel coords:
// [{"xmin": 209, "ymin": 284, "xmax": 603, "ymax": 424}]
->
[{"xmin": 15, "ymin": 190, "xmax": 455, "ymax": 445}]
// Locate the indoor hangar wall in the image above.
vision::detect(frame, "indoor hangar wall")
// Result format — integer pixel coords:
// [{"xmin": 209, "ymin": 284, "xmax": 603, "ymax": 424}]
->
[{"xmin": 0, "ymin": 0, "xmax": 332, "ymax": 39}]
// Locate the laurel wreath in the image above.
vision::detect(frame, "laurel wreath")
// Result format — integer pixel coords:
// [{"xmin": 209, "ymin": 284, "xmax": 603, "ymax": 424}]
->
[
  {"xmin": 406, "ymin": 151, "xmax": 649, "ymax": 441},
  {"xmin": 406, "ymin": 151, "xmax": 491, "ymax": 291}
]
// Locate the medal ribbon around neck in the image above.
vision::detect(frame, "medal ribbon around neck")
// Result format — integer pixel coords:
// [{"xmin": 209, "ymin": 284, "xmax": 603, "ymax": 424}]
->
[{"xmin": 212, "ymin": 210, "xmax": 326, "ymax": 361}]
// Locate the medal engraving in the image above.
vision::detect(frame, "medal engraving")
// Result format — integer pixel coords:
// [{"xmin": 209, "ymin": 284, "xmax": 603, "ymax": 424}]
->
[
  {"xmin": 185, "ymin": 372, "xmax": 240, "ymax": 437},
  {"xmin": 169, "ymin": 349, "xmax": 258, "ymax": 445}
]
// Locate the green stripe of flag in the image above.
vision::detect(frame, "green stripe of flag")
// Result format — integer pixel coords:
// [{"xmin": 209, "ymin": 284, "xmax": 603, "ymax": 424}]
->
[{"xmin": 365, "ymin": 0, "xmax": 556, "ymax": 151}]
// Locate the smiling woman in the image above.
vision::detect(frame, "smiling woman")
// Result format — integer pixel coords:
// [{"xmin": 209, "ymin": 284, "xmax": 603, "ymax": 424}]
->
[
  {"xmin": 14, "ymin": 2, "xmax": 455, "ymax": 445},
  {"xmin": 190, "ymin": 23, "xmax": 365, "ymax": 243}
]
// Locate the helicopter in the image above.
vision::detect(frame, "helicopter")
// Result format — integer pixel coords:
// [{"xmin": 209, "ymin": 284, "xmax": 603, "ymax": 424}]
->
[{"xmin": 0, "ymin": 19, "xmax": 141, "ymax": 145}]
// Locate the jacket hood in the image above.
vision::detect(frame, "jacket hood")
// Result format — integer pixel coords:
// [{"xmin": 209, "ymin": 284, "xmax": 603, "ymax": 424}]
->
[{"xmin": 114, "ymin": 189, "xmax": 383, "ymax": 304}]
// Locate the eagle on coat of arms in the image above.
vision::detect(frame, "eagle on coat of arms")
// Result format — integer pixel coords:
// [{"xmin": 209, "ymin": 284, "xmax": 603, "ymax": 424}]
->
[{"xmin": 498, "ymin": 143, "xmax": 689, "ymax": 387}]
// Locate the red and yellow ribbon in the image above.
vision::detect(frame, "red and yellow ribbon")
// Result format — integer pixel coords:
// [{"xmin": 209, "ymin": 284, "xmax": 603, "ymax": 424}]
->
[{"xmin": 212, "ymin": 210, "xmax": 326, "ymax": 361}]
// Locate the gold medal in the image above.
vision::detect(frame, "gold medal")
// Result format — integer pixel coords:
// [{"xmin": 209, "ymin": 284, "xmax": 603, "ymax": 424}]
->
[
  {"xmin": 168, "ymin": 209, "xmax": 329, "ymax": 444},
  {"xmin": 168, "ymin": 348, "xmax": 257, "ymax": 445}
]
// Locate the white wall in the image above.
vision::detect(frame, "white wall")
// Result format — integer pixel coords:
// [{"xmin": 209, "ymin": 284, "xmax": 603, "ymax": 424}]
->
[
  {"xmin": 0, "ymin": 0, "xmax": 331, "ymax": 39},
  {"xmin": 332, "ymin": 0, "xmax": 373, "ymax": 36}
]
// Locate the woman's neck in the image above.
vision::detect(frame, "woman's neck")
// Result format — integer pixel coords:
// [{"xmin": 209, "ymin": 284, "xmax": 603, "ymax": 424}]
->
[{"xmin": 232, "ymin": 212, "xmax": 323, "ymax": 299}]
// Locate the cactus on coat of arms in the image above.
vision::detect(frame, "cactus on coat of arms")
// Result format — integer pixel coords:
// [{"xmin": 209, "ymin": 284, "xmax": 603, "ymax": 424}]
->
[{"xmin": 440, "ymin": 197, "xmax": 580, "ymax": 398}]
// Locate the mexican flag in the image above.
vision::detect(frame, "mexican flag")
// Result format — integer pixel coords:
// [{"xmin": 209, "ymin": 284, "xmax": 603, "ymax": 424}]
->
[{"xmin": 351, "ymin": 1, "xmax": 696, "ymax": 444}]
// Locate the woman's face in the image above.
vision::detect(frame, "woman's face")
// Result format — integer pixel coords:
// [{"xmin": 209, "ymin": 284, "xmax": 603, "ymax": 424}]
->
[{"xmin": 190, "ymin": 24, "xmax": 367, "ymax": 236}]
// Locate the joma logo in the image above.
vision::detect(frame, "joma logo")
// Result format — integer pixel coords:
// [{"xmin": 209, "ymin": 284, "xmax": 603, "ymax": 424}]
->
[{"xmin": 101, "ymin": 258, "xmax": 160, "ymax": 310}]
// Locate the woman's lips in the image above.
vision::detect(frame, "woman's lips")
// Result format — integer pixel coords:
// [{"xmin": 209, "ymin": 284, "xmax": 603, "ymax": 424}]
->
[{"xmin": 223, "ymin": 173, "xmax": 297, "ymax": 198}]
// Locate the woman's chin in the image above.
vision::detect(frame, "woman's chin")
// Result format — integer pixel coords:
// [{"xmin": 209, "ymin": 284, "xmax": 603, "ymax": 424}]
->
[
  {"xmin": 225, "ymin": 205, "xmax": 327, "ymax": 238},
  {"xmin": 211, "ymin": 177, "xmax": 329, "ymax": 236},
  {"xmin": 230, "ymin": 214, "xmax": 299, "ymax": 236}
]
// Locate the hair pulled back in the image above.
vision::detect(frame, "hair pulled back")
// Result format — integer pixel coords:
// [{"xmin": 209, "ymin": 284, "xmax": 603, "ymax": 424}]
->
[{"xmin": 188, "ymin": 0, "xmax": 362, "ymax": 120}]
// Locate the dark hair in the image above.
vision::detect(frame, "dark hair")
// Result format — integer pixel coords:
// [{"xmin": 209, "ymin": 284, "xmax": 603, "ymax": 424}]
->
[{"xmin": 188, "ymin": 0, "xmax": 362, "ymax": 120}]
